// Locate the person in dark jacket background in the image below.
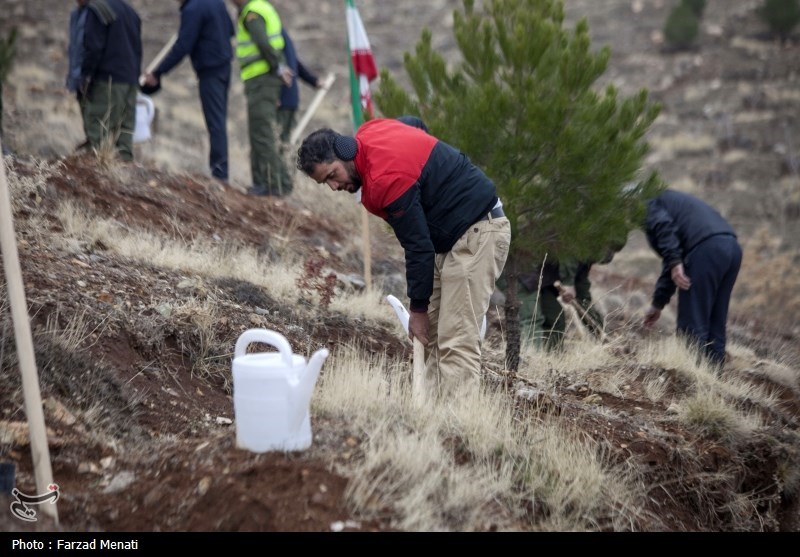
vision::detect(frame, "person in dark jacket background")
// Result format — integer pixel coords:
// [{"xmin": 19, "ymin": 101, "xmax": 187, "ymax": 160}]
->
[
  {"xmin": 643, "ymin": 189, "xmax": 742, "ymax": 367},
  {"xmin": 81, "ymin": 0, "xmax": 142, "ymax": 161},
  {"xmin": 297, "ymin": 119, "xmax": 511, "ymax": 399},
  {"xmin": 143, "ymin": 0, "xmax": 234, "ymax": 182},
  {"xmin": 276, "ymin": 28, "xmax": 323, "ymax": 194},
  {"xmin": 66, "ymin": 0, "xmax": 90, "ymax": 148}
]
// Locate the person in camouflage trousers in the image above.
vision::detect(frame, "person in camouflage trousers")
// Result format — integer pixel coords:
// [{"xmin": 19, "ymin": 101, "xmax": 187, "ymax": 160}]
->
[
  {"xmin": 517, "ymin": 259, "xmax": 605, "ymax": 351},
  {"xmin": 230, "ymin": 0, "xmax": 292, "ymax": 196},
  {"xmin": 80, "ymin": 0, "xmax": 142, "ymax": 161},
  {"xmin": 514, "ymin": 241, "xmax": 624, "ymax": 350}
]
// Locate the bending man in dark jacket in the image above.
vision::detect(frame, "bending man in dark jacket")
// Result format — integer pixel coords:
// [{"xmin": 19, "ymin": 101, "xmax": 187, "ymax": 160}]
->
[
  {"xmin": 81, "ymin": 0, "xmax": 142, "ymax": 161},
  {"xmin": 643, "ymin": 189, "xmax": 742, "ymax": 367},
  {"xmin": 297, "ymin": 119, "xmax": 511, "ymax": 398},
  {"xmin": 143, "ymin": 0, "xmax": 234, "ymax": 181}
]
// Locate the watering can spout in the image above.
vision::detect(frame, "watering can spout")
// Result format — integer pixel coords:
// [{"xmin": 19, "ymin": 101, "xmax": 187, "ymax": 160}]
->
[{"xmin": 289, "ymin": 348, "xmax": 329, "ymax": 432}]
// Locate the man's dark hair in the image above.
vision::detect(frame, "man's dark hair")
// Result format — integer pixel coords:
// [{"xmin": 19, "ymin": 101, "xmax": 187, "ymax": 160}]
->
[{"xmin": 296, "ymin": 128, "xmax": 338, "ymax": 175}]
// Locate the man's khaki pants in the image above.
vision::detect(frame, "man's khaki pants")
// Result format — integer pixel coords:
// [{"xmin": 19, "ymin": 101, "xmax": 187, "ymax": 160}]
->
[{"xmin": 424, "ymin": 215, "xmax": 511, "ymax": 399}]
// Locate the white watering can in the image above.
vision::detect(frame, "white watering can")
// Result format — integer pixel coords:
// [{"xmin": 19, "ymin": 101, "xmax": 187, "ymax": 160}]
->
[
  {"xmin": 133, "ymin": 93, "xmax": 155, "ymax": 144},
  {"xmin": 232, "ymin": 329, "xmax": 329, "ymax": 453}
]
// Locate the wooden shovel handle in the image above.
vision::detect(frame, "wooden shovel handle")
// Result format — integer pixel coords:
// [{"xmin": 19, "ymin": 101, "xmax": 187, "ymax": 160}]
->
[{"xmin": 412, "ymin": 337, "xmax": 425, "ymax": 402}]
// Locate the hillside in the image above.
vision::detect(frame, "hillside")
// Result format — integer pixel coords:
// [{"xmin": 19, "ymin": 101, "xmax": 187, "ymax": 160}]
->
[{"xmin": 1, "ymin": 0, "xmax": 799, "ymax": 532}]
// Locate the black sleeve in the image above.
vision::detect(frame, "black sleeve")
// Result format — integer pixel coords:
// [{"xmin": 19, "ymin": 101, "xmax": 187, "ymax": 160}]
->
[
  {"xmin": 297, "ymin": 59, "xmax": 319, "ymax": 87},
  {"xmin": 646, "ymin": 202, "xmax": 681, "ymax": 308},
  {"xmin": 384, "ymin": 186, "xmax": 435, "ymax": 312},
  {"xmin": 81, "ymin": 10, "xmax": 107, "ymax": 80}
]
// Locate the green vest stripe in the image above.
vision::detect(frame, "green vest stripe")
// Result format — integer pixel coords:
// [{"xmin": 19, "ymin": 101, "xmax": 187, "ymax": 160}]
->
[{"xmin": 236, "ymin": 0, "xmax": 285, "ymax": 81}]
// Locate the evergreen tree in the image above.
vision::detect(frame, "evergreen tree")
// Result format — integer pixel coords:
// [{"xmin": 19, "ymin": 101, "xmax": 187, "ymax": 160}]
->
[
  {"xmin": 0, "ymin": 27, "xmax": 18, "ymax": 145},
  {"xmin": 664, "ymin": 2, "xmax": 700, "ymax": 50},
  {"xmin": 683, "ymin": 0, "xmax": 706, "ymax": 17},
  {"xmin": 759, "ymin": 0, "xmax": 800, "ymax": 42},
  {"xmin": 375, "ymin": 0, "xmax": 663, "ymax": 371}
]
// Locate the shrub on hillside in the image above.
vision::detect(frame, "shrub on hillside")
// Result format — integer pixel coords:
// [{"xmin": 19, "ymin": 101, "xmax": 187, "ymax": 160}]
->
[
  {"xmin": 683, "ymin": 0, "xmax": 706, "ymax": 17},
  {"xmin": 664, "ymin": 3, "xmax": 700, "ymax": 50},
  {"xmin": 375, "ymin": 0, "xmax": 663, "ymax": 371},
  {"xmin": 0, "ymin": 27, "xmax": 16, "ymax": 82},
  {"xmin": 758, "ymin": 0, "xmax": 800, "ymax": 41},
  {"xmin": 0, "ymin": 27, "xmax": 17, "ymax": 142}
]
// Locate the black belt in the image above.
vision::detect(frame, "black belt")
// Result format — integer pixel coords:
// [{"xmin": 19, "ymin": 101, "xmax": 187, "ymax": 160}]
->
[{"xmin": 478, "ymin": 206, "xmax": 505, "ymax": 221}]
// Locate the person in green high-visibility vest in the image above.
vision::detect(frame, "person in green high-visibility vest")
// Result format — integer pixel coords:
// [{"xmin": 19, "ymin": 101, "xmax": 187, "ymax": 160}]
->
[{"xmin": 229, "ymin": 0, "xmax": 293, "ymax": 196}]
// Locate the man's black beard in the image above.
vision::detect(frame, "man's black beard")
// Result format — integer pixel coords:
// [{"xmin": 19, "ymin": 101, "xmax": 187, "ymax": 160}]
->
[{"xmin": 349, "ymin": 172, "xmax": 362, "ymax": 193}]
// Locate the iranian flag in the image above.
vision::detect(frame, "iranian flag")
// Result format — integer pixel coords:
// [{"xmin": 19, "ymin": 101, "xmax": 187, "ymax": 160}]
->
[{"xmin": 346, "ymin": 0, "xmax": 378, "ymax": 130}]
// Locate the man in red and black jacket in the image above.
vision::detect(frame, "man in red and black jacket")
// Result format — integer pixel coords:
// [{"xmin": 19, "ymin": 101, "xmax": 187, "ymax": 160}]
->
[{"xmin": 297, "ymin": 118, "xmax": 511, "ymax": 398}]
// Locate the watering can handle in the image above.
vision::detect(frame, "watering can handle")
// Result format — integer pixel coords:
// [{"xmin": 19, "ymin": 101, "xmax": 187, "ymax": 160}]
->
[
  {"xmin": 136, "ymin": 94, "xmax": 155, "ymax": 121},
  {"xmin": 234, "ymin": 329, "xmax": 294, "ymax": 367}
]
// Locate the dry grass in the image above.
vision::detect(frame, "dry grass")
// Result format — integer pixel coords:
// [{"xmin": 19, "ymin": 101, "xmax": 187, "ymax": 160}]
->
[
  {"xmin": 4, "ymin": 156, "xmax": 58, "ymax": 210},
  {"xmin": 734, "ymin": 226, "xmax": 800, "ymax": 331},
  {"xmin": 637, "ymin": 335, "xmax": 715, "ymax": 377},
  {"xmin": 631, "ymin": 336, "xmax": 783, "ymax": 445},
  {"xmin": 5, "ymin": 175, "xmax": 798, "ymax": 531},
  {"xmin": 42, "ymin": 308, "xmax": 105, "ymax": 355},
  {"xmin": 643, "ymin": 372, "xmax": 670, "ymax": 402},
  {"xmin": 313, "ymin": 343, "xmax": 645, "ymax": 531},
  {"xmin": 674, "ymin": 390, "xmax": 762, "ymax": 442},
  {"xmin": 0, "ymin": 300, "xmax": 136, "ymax": 439},
  {"xmin": 170, "ymin": 298, "xmax": 230, "ymax": 385},
  {"xmin": 521, "ymin": 335, "xmax": 622, "ymax": 378},
  {"xmin": 329, "ymin": 278, "xmax": 405, "ymax": 326},
  {"xmin": 55, "ymin": 201, "xmax": 303, "ymax": 302},
  {"xmin": 53, "ymin": 200, "xmax": 406, "ymax": 327}
]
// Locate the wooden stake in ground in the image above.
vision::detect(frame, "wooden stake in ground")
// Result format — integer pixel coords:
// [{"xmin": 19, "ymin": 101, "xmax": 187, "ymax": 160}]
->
[
  {"xmin": 0, "ymin": 143, "xmax": 59, "ymax": 524},
  {"xmin": 385, "ymin": 295, "xmax": 425, "ymax": 402},
  {"xmin": 412, "ymin": 338, "xmax": 425, "ymax": 403}
]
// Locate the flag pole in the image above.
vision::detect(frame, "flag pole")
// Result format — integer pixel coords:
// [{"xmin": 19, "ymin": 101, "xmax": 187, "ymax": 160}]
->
[
  {"xmin": 352, "ymin": 56, "xmax": 371, "ymax": 293},
  {"xmin": 347, "ymin": 0, "xmax": 374, "ymax": 293},
  {"xmin": 361, "ymin": 208, "xmax": 372, "ymax": 293},
  {"xmin": 0, "ymin": 144, "xmax": 58, "ymax": 524}
]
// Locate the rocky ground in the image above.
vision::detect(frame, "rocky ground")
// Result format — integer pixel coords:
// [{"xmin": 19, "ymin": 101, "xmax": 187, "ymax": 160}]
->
[{"xmin": 0, "ymin": 0, "xmax": 799, "ymax": 532}]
